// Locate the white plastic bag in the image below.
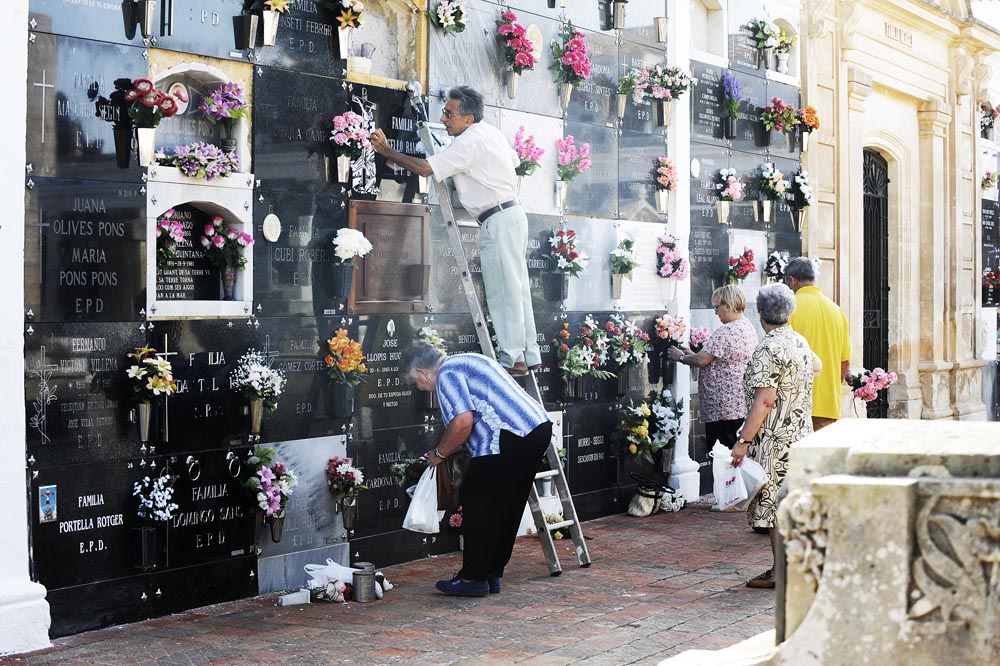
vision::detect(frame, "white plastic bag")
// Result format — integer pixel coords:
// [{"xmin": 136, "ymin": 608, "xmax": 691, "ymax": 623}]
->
[
  {"xmin": 710, "ymin": 441, "xmax": 748, "ymax": 511},
  {"xmin": 402, "ymin": 467, "xmax": 443, "ymax": 533},
  {"xmin": 733, "ymin": 457, "xmax": 769, "ymax": 512},
  {"xmin": 303, "ymin": 558, "xmax": 359, "ymax": 595}
]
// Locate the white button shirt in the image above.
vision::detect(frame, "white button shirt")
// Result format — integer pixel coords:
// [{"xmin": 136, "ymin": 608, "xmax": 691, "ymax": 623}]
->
[{"xmin": 425, "ymin": 122, "xmax": 519, "ymax": 217}]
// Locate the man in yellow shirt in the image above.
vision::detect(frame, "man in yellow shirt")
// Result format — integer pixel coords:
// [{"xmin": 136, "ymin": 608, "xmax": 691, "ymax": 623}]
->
[{"xmin": 787, "ymin": 257, "xmax": 850, "ymax": 430}]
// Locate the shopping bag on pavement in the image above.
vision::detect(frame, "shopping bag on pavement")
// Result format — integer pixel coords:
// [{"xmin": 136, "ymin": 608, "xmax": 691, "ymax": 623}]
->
[
  {"xmin": 402, "ymin": 467, "xmax": 443, "ymax": 533},
  {"xmin": 710, "ymin": 442, "xmax": 748, "ymax": 511}
]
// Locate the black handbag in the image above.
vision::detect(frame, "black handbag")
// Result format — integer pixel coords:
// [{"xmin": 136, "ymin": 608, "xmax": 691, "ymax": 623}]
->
[
  {"xmin": 436, "ymin": 449, "xmax": 471, "ymax": 512},
  {"xmin": 627, "ymin": 472, "xmax": 675, "ymax": 517}
]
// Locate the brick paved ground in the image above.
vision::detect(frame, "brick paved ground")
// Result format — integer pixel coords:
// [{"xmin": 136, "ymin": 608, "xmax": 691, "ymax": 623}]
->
[{"xmin": 2, "ymin": 503, "xmax": 775, "ymax": 666}]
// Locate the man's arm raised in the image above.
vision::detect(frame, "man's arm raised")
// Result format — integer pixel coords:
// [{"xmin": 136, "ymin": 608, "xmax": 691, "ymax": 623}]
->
[{"xmin": 370, "ymin": 128, "xmax": 434, "ymax": 178}]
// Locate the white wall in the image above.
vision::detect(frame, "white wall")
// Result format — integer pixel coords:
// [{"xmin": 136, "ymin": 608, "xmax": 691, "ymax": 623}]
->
[{"xmin": 0, "ymin": 0, "xmax": 51, "ymax": 656}]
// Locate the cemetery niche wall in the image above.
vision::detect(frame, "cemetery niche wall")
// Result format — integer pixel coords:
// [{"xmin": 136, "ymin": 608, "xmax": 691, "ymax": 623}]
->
[{"xmin": 21, "ymin": 0, "xmax": 802, "ymax": 636}]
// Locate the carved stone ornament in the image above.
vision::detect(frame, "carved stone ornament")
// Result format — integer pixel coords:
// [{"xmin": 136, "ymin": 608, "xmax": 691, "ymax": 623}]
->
[
  {"xmin": 952, "ymin": 52, "xmax": 974, "ymax": 99},
  {"xmin": 777, "ymin": 489, "xmax": 828, "ymax": 592},
  {"xmin": 908, "ymin": 493, "xmax": 1000, "ymax": 664},
  {"xmin": 839, "ymin": 1, "xmax": 862, "ymax": 52},
  {"xmin": 808, "ymin": 0, "xmax": 834, "ymax": 39}
]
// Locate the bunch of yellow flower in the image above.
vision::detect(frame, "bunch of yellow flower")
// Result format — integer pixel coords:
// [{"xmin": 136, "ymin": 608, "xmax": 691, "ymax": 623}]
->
[
  {"xmin": 323, "ymin": 329, "xmax": 368, "ymax": 386},
  {"xmin": 612, "ymin": 400, "xmax": 665, "ymax": 464}
]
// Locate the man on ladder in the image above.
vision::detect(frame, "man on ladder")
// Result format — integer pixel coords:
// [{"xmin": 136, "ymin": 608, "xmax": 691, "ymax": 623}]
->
[{"xmin": 371, "ymin": 85, "xmax": 541, "ymax": 376}]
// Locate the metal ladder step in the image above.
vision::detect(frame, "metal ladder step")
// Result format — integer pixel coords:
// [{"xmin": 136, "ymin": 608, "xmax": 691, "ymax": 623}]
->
[{"xmin": 407, "ymin": 84, "xmax": 590, "ymax": 576}]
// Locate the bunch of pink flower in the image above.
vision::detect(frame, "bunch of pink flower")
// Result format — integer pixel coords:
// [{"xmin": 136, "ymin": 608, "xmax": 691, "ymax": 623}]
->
[
  {"xmin": 124, "ymin": 77, "xmax": 184, "ymax": 128},
  {"xmin": 550, "ymin": 21, "xmax": 591, "ymax": 84},
  {"xmin": 849, "ymin": 367, "xmax": 898, "ymax": 402},
  {"xmin": 155, "ymin": 211, "xmax": 185, "ymax": 269},
  {"xmin": 325, "ymin": 455, "xmax": 367, "ymax": 499},
  {"xmin": 200, "ymin": 215, "xmax": 254, "ymax": 269},
  {"xmin": 556, "ymin": 135, "xmax": 592, "ymax": 182},
  {"xmin": 497, "ymin": 11, "xmax": 535, "ymax": 74},
  {"xmin": 653, "ymin": 313, "xmax": 687, "ymax": 347},
  {"xmin": 761, "ymin": 96, "xmax": 800, "ymax": 133},
  {"xmin": 654, "ymin": 157, "xmax": 677, "ymax": 191},
  {"xmin": 724, "ymin": 247, "xmax": 756, "ymax": 284},
  {"xmin": 656, "ymin": 233, "xmax": 689, "ymax": 280},
  {"xmin": 329, "ymin": 110, "xmax": 371, "ymax": 159},
  {"xmin": 716, "ymin": 168, "xmax": 744, "ymax": 201},
  {"xmin": 449, "ymin": 506, "xmax": 463, "ymax": 529},
  {"xmin": 689, "ymin": 327, "xmax": 710, "ymax": 353},
  {"xmin": 514, "ymin": 125, "xmax": 545, "ymax": 177}
]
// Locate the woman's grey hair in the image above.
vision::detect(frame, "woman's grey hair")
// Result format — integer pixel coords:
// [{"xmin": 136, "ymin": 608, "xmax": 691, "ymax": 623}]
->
[
  {"xmin": 757, "ymin": 283, "xmax": 797, "ymax": 325},
  {"xmin": 400, "ymin": 341, "xmax": 444, "ymax": 380},
  {"xmin": 448, "ymin": 86, "xmax": 484, "ymax": 123},
  {"xmin": 786, "ymin": 256, "xmax": 817, "ymax": 282}
]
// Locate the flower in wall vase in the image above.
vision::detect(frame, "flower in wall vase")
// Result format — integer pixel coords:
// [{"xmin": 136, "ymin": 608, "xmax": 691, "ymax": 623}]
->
[
  {"xmin": 221, "ymin": 265, "xmax": 237, "ymax": 300},
  {"xmin": 801, "ymin": 131, "xmax": 811, "ymax": 152},
  {"xmin": 136, "ymin": 0, "xmax": 156, "ymax": 39},
  {"xmin": 654, "ymin": 99, "xmax": 674, "ymax": 127},
  {"xmin": 136, "ymin": 402, "xmax": 152, "ymax": 443},
  {"xmin": 249, "ymin": 397, "xmax": 264, "ymax": 437},
  {"xmin": 612, "ymin": 273, "xmax": 624, "ymax": 300},
  {"xmin": 660, "ymin": 356, "xmax": 676, "ymax": 386},
  {"xmin": 505, "ymin": 69, "xmax": 520, "ymax": 99},
  {"xmin": 136, "ymin": 127, "xmax": 156, "ymax": 167},
  {"xmin": 328, "ymin": 382, "xmax": 355, "ymax": 418},
  {"xmin": 261, "ymin": 9, "xmax": 281, "ymax": 46},
  {"xmin": 758, "ymin": 46, "xmax": 773, "ymax": 70},
  {"xmin": 269, "ymin": 512, "xmax": 285, "ymax": 543},
  {"xmin": 655, "ymin": 189, "xmax": 670, "ymax": 215},
  {"xmin": 612, "ymin": 1, "xmax": 627, "ymax": 30},
  {"xmin": 786, "ymin": 130, "xmax": 796, "ymax": 153},
  {"xmin": 336, "ymin": 27, "xmax": 353, "ymax": 60},
  {"xmin": 790, "ymin": 207, "xmax": 807, "ymax": 233},
  {"xmin": 555, "ymin": 179, "xmax": 568, "ymax": 209},
  {"xmin": 558, "ymin": 83, "xmax": 574, "ymax": 111},
  {"xmin": 615, "ymin": 93, "xmax": 628, "ymax": 121},
  {"xmin": 232, "ymin": 13, "xmax": 259, "ymax": 50},
  {"xmin": 660, "ymin": 278, "xmax": 677, "ymax": 305},
  {"xmin": 723, "ymin": 116, "xmax": 737, "ymax": 140},
  {"xmin": 543, "ymin": 272, "xmax": 570, "ymax": 301},
  {"xmin": 716, "ymin": 200, "xmax": 731, "ymax": 225},
  {"xmin": 337, "ymin": 495, "xmax": 358, "ymax": 531},
  {"xmin": 756, "ymin": 199, "xmax": 773, "ymax": 227},
  {"xmin": 654, "ymin": 17, "xmax": 667, "ymax": 42},
  {"xmin": 333, "ymin": 262, "xmax": 354, "ymax": 302},
  {"xmin": 564, "ymin": 376, "xmax": 586, "ymax": 401},
  {"xmin": 113, "ymin": 127, "xmax": 132, "ymax": 168},
  {"xmin": 776, "ymin": 51, "xmax": 790, "ymax": 74}
]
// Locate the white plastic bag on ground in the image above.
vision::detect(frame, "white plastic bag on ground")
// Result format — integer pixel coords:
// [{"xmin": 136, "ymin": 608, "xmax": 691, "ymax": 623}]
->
[
  {"xmin": 304, "ymin": 558, "xmax": 359, "ymax": 596},
  {"xmin": 732, "ymin": 457, "xmax": 769, "ymax": 512},
  {"xmin": 402, "ymin": 466, "xmax": 443, "ymax": 533},
  {"xmin": 710, "ymin": 441, "xmax": 748, "ymax": 511}
]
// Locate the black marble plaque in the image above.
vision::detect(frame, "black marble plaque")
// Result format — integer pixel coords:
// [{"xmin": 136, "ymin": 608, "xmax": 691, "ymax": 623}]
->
[
  {"xmin": 618, "ymin": 130, "xmax": 666, "ymax": 222},
  {"xmin": 564, "ymin": 402, "xmax": 616, "ymax": 494},
  {"xmin": 253, "ymin": 191, "xmax": 346, "ymax": 318},
  {"xmin": 690, "ymin": 140, "xmax": 728, "ymax": 217},
  {"xmin": 357, "ymin": 316, "xmax": 419, "ymax": 431},
  {"xmin": 25, "ymin": 178, "xmax": 145, "ymax": 323},
  {"xmin": 690, "ymin": 60, "xmax": 726, "ymax": 145},
  {"xmin": 618, "ymin": 42, "xmax": 666, "ymax": 135},
  {"xmin": 251, "ymin": 4, "xmax": 344, "ymax": 76},
  {"xmin": 764, "ymin": 155, "xmax": 801, "ymax": 235},
  {"xmin": 47, "ymin": 577, "xmax": 149, "ymax": 638},
  {"xmin": 731, "ymin": 71, "xmax": 767, "ymax": 155},
  {"xmin": 564, "ymin": 122, "xmax": 618, "ymax": 219},
  {"xmin": 619, "ymin": 1, "xmax": 669, "ymax": 50},
  {"xmin": 149, "ymin": 555, "xmax": 256, "ymax": 616},
  {"xmin": 155, "ymin": 204, "xmax": 221, "ymax": 302},
  {"xmin": 728, "ymin": 149, "xmax": 765, "ymax": 229},
  {"xmin": 25, "ymin": 323, "xmax": 144, "ymax": 466},
  {"xmin": 727, "ymin": 5, "xmax": 767, "ymax": 75},
  {"xmin": 566, "ymin": 30, "xmax": 617, "ymax": 127},
  {"xmin": 166, "ymin": 451, "xmax": 254, "ymax": 567},
  {"xmin": 689, "ymin": 225, "xmax": 730, "ymax": 309},
  {"xmin": 26, "ymin": 33, "xmax": 146, "ymax": 180}
]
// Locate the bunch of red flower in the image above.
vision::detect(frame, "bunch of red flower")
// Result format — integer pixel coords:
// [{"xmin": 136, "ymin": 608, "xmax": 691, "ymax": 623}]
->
[
  {"xmin": 497, "ymin": 11, "xmax": 535, "ymax": 74},
  {"xmin": 984, "ymin": 269, "xmax": 999, "ymax": 288},
  {"xmin": 724, "ymin": 247, "xmax": 756, "ymax": 284},
  {"xmin": 124, "ymin": 77, "xmax": 185, "ymax": 128},
  {"xmin": 546, "ymin": 228, "xmax": 588, "ymax": 277}
]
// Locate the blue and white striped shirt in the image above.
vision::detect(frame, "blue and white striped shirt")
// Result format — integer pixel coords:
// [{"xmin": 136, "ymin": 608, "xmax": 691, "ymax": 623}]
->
[{"xmin": 436, "ymin": 354, "xmax": 549, "ymax": 457}]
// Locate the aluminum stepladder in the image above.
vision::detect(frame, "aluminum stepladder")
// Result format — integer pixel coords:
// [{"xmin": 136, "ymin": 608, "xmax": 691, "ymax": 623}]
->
[{"xmin": 406, "ymin": 83, "xmax": 590, "ymax": 576}]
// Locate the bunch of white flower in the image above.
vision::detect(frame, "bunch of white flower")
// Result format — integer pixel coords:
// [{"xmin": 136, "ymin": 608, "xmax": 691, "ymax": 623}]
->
[
  {"xmin": 134, "ymin": 475, "xmax": 179, "ymax": 522},
  {"xmin": 231, "ymin": 350, "xmax": 286, "ymax": 411},
  {"xmin": 649, "ymin": 389, "xmax": 684, "ymax": 445},
  {"xmin": 418, "ymin": 326, "xmax": 447, "ymax": 354},
  {"xmin": 793, "ymin": 170, "xmax": 813, "ymax": 206},
  {"xmin": 332, "ymin": 228, "xmax": 373, "ymax": 264}
]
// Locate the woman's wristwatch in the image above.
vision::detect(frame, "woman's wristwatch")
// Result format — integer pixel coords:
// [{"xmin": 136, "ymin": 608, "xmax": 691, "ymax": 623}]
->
[{"xmin": 736, "ymin": 435, "xmax": 752, "ymax": 446}]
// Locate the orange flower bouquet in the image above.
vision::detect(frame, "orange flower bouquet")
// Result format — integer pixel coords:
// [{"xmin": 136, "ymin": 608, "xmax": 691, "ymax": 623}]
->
[
  {"xmin": 798, "ymin": 106, "xmax": 820, "ymax": 133},
  {"xmin": 323, "ymin": 329, "xmax": 368, "ymax": 386}
]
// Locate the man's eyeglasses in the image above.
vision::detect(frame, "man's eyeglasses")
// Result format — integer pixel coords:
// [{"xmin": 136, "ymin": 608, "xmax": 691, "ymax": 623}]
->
[{"xmin": 442, "ymin": 109, "xmax": 466, "ymax": 119}]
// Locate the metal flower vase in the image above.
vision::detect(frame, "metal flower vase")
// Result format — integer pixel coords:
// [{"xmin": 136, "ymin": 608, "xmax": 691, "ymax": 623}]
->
[
  {"xmin": 756, "ymin": 199, "xmax": 773, "ymax": 227},
  {"xmin": 616, "ymin": 366, "xmax": 634, "ymax": 396},
  {"xmin": 614, "ymin": 93, "xmax": 627, "ymax": 121},
  {"xmin": 547, "ymin": 0, "xmax": 556, "ymax": 7},
  {"xmin": 334, "ymin": 261, "xmax": 354, "ymax": 302},
  {"xmin": 655, "ymin": 189, "xmax": 670, "ymax": 214},
  {"xmin": 505, "ymin": 70, "xmax": 519, "ymax": 99},
  {"xmin": 232, "ymin": 13, "xmax": 259, "ymax": 50},
  {"xmin": 334, "ymin": 154, "xmax": 352, "ymax": 184},
  {"xmin": 136, "ymin": 127, "xmax": 156, "ymax": 167},
  {"xmin": 423, "ymin": 389, "xmax": 438, "ymax": 411},
  {"xmin": 723, "ymin": 116, "xmax": 737, "ymax": 140},
  {"xmin": 249, "ymin": 397, "xmax": 264, "ymax": 437},
  {"xmin": 336, "ymin": 26, "xmax": 353, "ymax": 59},
  {"xmin": 136, "ymin": 0, "xmax": 155, "ymax": 39},
  {"xmin": 654, "ymin": 100, "xmax": 674, "ymax": 127},
  {"xmin": 563, "ymin": 375, "xmax": 586, "ymax": 401},
  {"xmin": 660, "ymin": 278, "xmax": 677, "ymax": 305},
  {"xmin": 337, "ymin": 496, "xmax": 358, "ymax": 531},
  {"xmin": 758, "ymin": 46, "xmax": 773, "ymax": 70},
  {"xmin": 690, "ymin": 366, "xmax": 700, "ymax": 383},
  {"xmin": 786, "ymin": 130, "xmax": 797, "ymax": 153},
  {"xmin": 716, "ymin": 200, "xmax": 731, "ymax": 225},
  {"xmin": 612, "ymin": 1, "xmax": 627, "ymax": 29},
  {"xmin": 555, "ymin": 179, "xmax": 568, "ymax": 209},
  {"xmin": 269, "ymin": 512, "xmax": 285, "ymax": 543},
  {"xmin": 221, "ymin": 265, "xmax": 237, "ymax": 300},
  {"xmin": 260, "ymin": 9, "xmax": 280, "ymax": 46},
  {"xmin": 654, "ymin": 17, "xmax": 667, "ymax": 42},
  {"xmin": 113, "ymin": 127, "xmax": 132, "ymax": 168},
  {"xmin": 534, "ymin": 477, "xmax": 554, "ymax": 498},
  {"xmin": 660, "ymin": 357, "xmax": 675, "ymax": 386},
  {"xmin": 801, "ymin": 130, "xmax": 811, "ymax": 152},
  {"xmin": 132, "ymin": 525, "xmax": 161, "ymax": 571},
  {"xmin": 558, "ymin": 83, "xmax": 574, "ymax": 111},
  {"xmin": 121, "ymin": 0, "xmax": 137, "ymax": 40},
  {"xmin": 790, "ymin": 206, "xmax": 807, "ymax": 233},
  {"xmin": 612, "ymin": 273, "xmax": 624, "ymax": 300},
  {"xmin": 329, "ymin": 382, "xmax": 355, "ymax": 418},
  {"xmin": 136, "ymin": 403, "xmax": 152, "ymax": 443}
]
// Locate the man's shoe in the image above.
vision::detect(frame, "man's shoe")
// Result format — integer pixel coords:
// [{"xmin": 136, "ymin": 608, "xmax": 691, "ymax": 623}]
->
[
  {"xmin": 505, "ymin": 362, "xmax": 529, "ymax": 377},
  {"xmin": 487, "ymin": 576, "xmax": 502, "ymax": 594},
  {"xmin": 435, "ymin": 577, "xmax": 489, "ymax": 597}
]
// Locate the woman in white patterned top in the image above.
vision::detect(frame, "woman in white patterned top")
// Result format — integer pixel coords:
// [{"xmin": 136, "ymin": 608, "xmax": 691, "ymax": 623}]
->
[
  {"xmin": 731, "ymin": 283, "xmax": 821, "ymax": 589},
  {"xmin": 666, "ymin": 285, "xmax": 758, "ymax": 451}
]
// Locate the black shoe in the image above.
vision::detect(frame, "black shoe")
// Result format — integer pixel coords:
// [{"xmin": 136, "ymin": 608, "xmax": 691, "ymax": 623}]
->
[
  {"xmin": 435, "ymin": 577, "xmax": 489, "ymax": 597},
  {"xmin": 488, "ymin": 576, "xmax": 502, "ymax": 594}
]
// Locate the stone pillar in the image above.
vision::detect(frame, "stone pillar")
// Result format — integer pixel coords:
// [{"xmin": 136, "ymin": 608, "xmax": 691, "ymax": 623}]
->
[
  {"xmin": 917, "ymin": 99, "xmax": 956, "ymax": 419},
  {"xmin": 0, "ymin": 0, "xmax": 52, "ymax": 656},
  {"xmin": 665, "ymin": 1, "xmax": 699, "ymax": 501}
]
